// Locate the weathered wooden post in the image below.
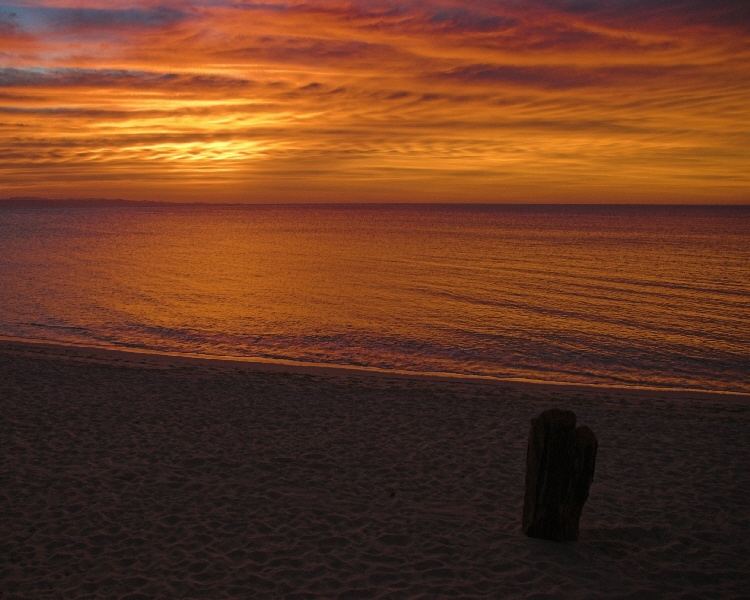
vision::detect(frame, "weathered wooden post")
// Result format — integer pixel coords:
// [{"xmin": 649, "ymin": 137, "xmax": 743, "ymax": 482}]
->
[{"xmin": 522, "ymin": 409, "xmax": 597, "ymax": 541}]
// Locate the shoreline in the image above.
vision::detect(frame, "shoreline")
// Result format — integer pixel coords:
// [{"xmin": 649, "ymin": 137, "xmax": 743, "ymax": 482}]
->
[{"xmin": 2, "ymin": 335, "xmax": 748, "ymax": 401}]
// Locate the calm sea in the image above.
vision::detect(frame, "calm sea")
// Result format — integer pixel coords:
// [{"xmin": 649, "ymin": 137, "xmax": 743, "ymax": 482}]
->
[{"xmin": 0, "ymin": 204, "xmax": 748, "ymax": 393}]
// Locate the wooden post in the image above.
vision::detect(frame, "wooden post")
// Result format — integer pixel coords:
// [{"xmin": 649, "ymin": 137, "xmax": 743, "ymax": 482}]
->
[{"xmin": 522, "ymin": 409, "xmax": 597, "ymax": 541}]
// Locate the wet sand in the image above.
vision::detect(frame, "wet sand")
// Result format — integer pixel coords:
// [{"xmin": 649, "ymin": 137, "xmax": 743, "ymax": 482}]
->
[{"xmin": 3, "ymin": 340, "xmax": 749, "ymax": 599}]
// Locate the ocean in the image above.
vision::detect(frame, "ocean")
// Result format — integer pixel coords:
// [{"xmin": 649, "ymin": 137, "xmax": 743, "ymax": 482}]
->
[{"xmin": 0, "ymin": 204, "xmax": 748, "ymax": 393}]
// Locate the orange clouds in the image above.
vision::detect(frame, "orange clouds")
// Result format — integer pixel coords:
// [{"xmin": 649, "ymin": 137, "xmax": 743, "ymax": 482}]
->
[{"xmin": 0, "ymin": 1, "xmax": 748, "ymax": 202}]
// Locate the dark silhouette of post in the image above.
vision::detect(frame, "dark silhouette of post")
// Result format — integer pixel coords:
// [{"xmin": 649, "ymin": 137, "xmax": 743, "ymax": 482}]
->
[{"xmin": 522, "ymin": 409, "xmax": 597, "ymax": 541}]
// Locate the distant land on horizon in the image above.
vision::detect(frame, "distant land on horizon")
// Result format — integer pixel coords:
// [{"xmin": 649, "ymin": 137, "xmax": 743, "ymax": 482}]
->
[
  {"xmin": 2, "ymin": 197, "xmax": 749, "ymax": 209},
  {"xmin": 0, "ymin": 197, "xmax": 167, "ymax": 208}
]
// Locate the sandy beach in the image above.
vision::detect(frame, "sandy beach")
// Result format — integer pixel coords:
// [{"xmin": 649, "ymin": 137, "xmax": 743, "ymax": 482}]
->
[{"xmin": 3, "ymin": 339, "xmax": 749, "ymax": 599}]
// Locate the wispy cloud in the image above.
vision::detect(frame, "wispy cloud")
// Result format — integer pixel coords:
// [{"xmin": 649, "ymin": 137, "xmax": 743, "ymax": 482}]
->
[
  {"xmin": 0, "ymin": 0, "xmax": 748, "ymax": 202},
  {"xmin": 0, "ymin": 67, "xmax": 253, "ymax": 89},
  {"xmin": 2, "ymin": 4, "xmax": 188, "ymax": 33},
  {"xmin": 433, "ymin": 63, "xmax": 714, "ymax": 90},
  {"xmin": 538, "ymin": 0, "xmax": 750, "ymax": 32}
]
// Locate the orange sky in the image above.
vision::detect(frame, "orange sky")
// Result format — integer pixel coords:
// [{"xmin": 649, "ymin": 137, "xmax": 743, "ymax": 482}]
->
[{"xmin": 1, "ymin": 0, "xmax": 748, "ymax": 203}]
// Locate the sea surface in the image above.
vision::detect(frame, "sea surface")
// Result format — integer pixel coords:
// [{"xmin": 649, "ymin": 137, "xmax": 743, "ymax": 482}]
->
[{"xmin": 0, "ymin": 204, "xmax": 748, "ymax": 393}]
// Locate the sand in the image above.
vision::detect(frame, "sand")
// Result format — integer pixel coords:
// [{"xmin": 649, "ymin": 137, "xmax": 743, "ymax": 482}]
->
[{"xmin": 2, "ymin": 340, "xmax": 749, "ymax": 599}]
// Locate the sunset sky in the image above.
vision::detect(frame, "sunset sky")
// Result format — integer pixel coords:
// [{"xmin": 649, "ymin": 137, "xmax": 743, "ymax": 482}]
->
[{"xmin": 1, "ymin": 0, "xmax": 748, "ymax": 203}]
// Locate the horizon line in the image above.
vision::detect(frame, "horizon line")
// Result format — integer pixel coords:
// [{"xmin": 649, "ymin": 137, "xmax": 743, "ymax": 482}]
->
[{"xmin": 2, "ymin": 197, "xmax": 749, "ymax": 208}]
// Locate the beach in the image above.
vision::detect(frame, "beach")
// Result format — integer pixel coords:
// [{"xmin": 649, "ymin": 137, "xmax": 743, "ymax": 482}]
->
[{"xmin": 3, "ymin": 339, "xmax": 749, "ymax": 599}]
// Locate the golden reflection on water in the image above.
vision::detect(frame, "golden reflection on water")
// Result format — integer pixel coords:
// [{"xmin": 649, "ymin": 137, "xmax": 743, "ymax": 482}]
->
[{"xmin": 0, "ymin": 205, "xmax": 748, "ymax": 392}]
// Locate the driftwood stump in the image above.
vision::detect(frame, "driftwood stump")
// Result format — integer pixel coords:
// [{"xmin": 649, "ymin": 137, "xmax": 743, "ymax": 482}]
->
[{"xmin": 522, "ymin": 409, "xmax": 597, "ymax": 541}]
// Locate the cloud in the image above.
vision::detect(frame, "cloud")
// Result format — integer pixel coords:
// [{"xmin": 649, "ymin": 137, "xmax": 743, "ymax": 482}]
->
[
  {"xmin": 484, "ymin": 23, "xmax": 677, "ymax": 54},
  {"xmin": 0, "ymin": 67, "xmax": 253, "ymax": 90},
  {"xmin": 0, "ymin": 8, "xmax": 17, "ymax": 30},
  {"xmin": 421, "ymin": 6, "xmax": 517, "ymax": 33},
  {"xmin": 231, "ymin": 1, "xmax": 516, "ymax": 34},
  {"xmin": 3, "ymin": 4, "xmax": 188, "ymax": 34},
  {"xmin": 0, "ymin": 0, "xmax": 748, "ymax": 202},
  {"xmin": 539, "ymin": 0, "xmax": 750, "ymax": 32},
  {"xmin": 0, "ymin": 7, "xmax": 27, "ymax": 38},
  {"xmin": 433, "ymin": 63, "xmax": 690, "ymax": 90},
  {"xmin": 219, "ymin": 34, "xmax": 401, "ymax": 65}
]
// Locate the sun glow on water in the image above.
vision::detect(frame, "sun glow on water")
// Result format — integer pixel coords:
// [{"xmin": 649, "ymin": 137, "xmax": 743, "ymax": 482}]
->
[{"xmin": 1, "ymin": 205, "xmax": 748, "ymax": 394}]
